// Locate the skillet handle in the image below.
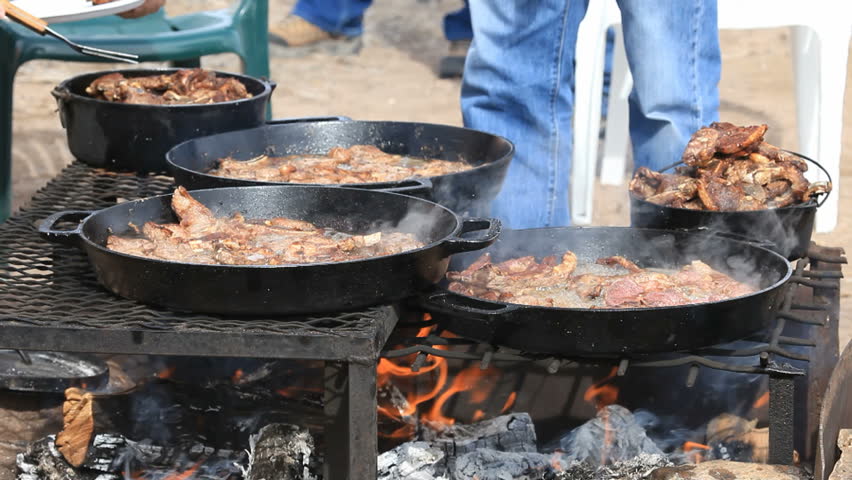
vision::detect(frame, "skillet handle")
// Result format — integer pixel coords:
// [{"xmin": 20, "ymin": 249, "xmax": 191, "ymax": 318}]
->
[
  {"xmin": 442, "ymin": 217, "xmax": 501, "ymax": 254},
  {"xmin": 38, "ymin": 210, "xmax": 93, "ymax": 246},
  {"xmin": 423, "ymin": 290, "xmax": 520, "ymax": 317},
  {"xmin": 267, "ymin": 116, "xmax": 352, "ymax": 125},
  {"xmin": 366, "ymin": 177, "xmax": 433, "ymax": 196}
]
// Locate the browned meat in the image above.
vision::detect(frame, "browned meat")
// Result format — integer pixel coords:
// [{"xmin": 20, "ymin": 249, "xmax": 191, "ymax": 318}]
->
[
  {"xmin": 86, "ymin": 69, "xmax": 251, "ymax": 105},
  {"xmin": 106, "ymin": 188, "xmax": 423, "ymax": 265},
  {"xmin": 445, "ymin": 253, "xmax": 755, "ymax": 309},
  {"xmin": 209, "ymin": 145, "xmax": 472, "ymax": 184},
  {"xmin": 631, "ymin": 122, "xmax": 831, "ymax": 211}
]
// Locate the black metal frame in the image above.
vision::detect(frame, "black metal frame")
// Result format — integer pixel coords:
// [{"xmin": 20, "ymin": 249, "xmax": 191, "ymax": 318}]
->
[
  {"xmin": 384, "ymin": 246, "xmax": 846, "ymax": 465},
  {"xmin": 0, "ymin": 162, "xmax": 399, "ymax": 480}
]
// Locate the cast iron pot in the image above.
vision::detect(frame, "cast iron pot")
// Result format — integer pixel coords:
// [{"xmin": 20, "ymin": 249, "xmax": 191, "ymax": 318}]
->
[
  {"xmin": 419, "ymin": 226, "xmax": 792, "ymax": 356},
  {"xmin": 630, "ymin": 152, "xmax": 831, "ymax": 259},
  {"xmin": 165, "ymin": 118, "xmax": 514, "ymax": 217},
  {"xmin": 38, "ymin": 185, "xmax": 500, "ymax": 316},
  {"xmin": 52, "ymin": 68, "xmax": 275, "ymax": 173}
]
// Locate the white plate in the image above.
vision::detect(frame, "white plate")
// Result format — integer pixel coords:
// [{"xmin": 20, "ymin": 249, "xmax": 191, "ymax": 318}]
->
[{"xmin": 9, "ymin": 0, "xmax": 146, "ymax": 24}]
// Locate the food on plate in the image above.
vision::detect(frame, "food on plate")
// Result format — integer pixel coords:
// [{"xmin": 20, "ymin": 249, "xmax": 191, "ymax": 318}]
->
[
  {"xmin": 106, "ymin": 187, "xmax": 423, "ymax": 265},
  {"xmin": 208, "ymin": 145, "xmax": 473, "ymax": 183},
  {"xmin": 86, "ymin": 69, "xmax": 251, "ymax": 105},
  {"xmin": 629, "ymin": 122, "xmax": 831, "ymax": 211},
  {"xmin": 446, "ymin": 252, "xmax": 755, "ymax": 308}
]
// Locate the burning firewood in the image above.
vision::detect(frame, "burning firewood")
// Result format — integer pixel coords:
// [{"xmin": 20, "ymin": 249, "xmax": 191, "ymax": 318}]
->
[
  {"xmin": 241, "ymin": 423, "xmax": 317, "ymax": 480},
  {"xmin": 706, "ymin": 413, "xmax": 769, "ymax": 463},
  {"xmin": 55, "ymin": 388, "xmax": 94, "ymax": 467}
]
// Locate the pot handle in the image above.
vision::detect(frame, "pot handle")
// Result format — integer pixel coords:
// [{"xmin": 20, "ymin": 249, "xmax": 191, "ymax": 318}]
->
[
  {"xmin": 51, "ymin": 86, "xmax": 72, "ymax": 129},
  {"xmin": 442, "ymin": 217, "xmax": 501, "ymax": 254},
  {"xmin": 423, "ymin": 290, "xmax": 520, "ymax": 317},
  {"xmin": 783, "ymin": 150, "xmax": 833, "ymax": 207},
  {"xmin": 267, "ymin": 116, "xmax": 352, "ymax": 125},
  {"xmin": 363, "ymin": 177, "xmax": 433, "ymax": 196},
  {"xmin": 38, "ymin": 210, "xmax": 93, "ymax": 246}
]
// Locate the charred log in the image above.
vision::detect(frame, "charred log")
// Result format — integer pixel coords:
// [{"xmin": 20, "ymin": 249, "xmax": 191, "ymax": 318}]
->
[
  {"xmin": 829, "ymin": 429, "xmax": 852, "ymax": 480},
  {"xmin": 243, "ymin": 423, "xmax": 316, "ymax": 480},
  {"xmin": 557, "ymin": 405, "xmax": 663, "ymax": 464}
]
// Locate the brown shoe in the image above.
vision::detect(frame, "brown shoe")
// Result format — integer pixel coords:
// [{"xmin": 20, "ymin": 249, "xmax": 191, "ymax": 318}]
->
[{"xmin": 269, "ymin": 15, "xmax": 362, "ymax": 57}]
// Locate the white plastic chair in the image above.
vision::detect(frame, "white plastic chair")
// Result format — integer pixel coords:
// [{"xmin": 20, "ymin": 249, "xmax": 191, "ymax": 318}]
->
[{"xmin": 572, "ymin": 0, "xmax": 851, "ymax": 232}]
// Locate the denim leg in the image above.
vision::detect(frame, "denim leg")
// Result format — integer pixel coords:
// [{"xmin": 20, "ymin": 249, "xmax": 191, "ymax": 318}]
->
[
  {"xmin": 443, "ymin": 1, "xmax": 473, "ymax": 41},
  {"xmin": 462, "ymin": 0, "xmax": 589, "ymax": 229},
  {"xmin": 292, "ymin": 0, "xmax": 373, "ymax": 37},
  {"xmin": 616, "ymin": 0, "xmax": 721, "ymax": 171}
]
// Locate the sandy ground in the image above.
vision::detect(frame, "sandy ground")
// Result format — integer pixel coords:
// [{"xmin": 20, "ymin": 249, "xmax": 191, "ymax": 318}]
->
[{"xmin": 7, "ymin": 0, "xmax": 851, "ymax": 347}]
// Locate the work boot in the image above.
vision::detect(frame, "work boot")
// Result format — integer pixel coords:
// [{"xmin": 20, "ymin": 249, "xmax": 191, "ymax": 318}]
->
[
  {"xmin": 438, "ymin": 39, "xmax": 471, "ymax": 78},
  {"xmin": 269, "ymin": 15, "xmax": 362, "ymax": 57}
]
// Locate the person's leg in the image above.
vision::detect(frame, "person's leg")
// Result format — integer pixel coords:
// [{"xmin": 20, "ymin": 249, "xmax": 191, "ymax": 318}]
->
[
  {"xmin": 616, "ymin": 0, "xmax": 720, "ymax": 171},
  {"xmin": 291, "ymin": 0, "xmax": 372, "ymax": 37},
  {"xmin": 462, "ymin": 0, "xmax": 589, "ymax": 229}
]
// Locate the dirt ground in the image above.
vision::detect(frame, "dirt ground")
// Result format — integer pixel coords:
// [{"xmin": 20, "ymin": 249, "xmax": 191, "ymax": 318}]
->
[{"xmin": 8, "ymin": 0, "xmax": 852, "ymax": 347}]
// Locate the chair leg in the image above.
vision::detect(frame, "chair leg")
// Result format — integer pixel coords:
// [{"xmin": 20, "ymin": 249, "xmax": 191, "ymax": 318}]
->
[
  {"xmin": 234, "ymin": 0, "xmax": 271, "ymax": 118},
  {"xmin": 571, "ymin": 0, "xmax": 611, "ymax": 225},
  {"xmin": 791, "ymin": 26, "xmax": 819, "ymax": 159},
  {"xmin": 171, "ymin": 58, "xmax": 202, "ymax": 69},
  {"xmin": 0, "ymin": 53, "xmax": 19, "ymax": 222},
  {"xmin": 812, "ymin": 26, "xmax": 849, "ymax": 233},
  {"xmin": 600, "ymin": 26, "xmax": 632, "ymax": 186}
]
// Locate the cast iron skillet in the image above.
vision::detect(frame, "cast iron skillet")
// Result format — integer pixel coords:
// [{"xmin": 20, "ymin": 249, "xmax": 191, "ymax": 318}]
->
[
  {"xmin": 38, "ymin": 186, "xmax": 500, "ymax": 316},
  {"xmin": 630, "ymin": 152, "xmax": 831, "ymax": 260},
  {"xmin": 419, "ymin": 227, "xmax": 792, "ymax": 356},
  {"xmin": 166, "ymin": 118, "xmax": 515, "ymax": 217},
  {"xmin": 52, "ymin": 68, "xmax": 275, "ymax": 173}
]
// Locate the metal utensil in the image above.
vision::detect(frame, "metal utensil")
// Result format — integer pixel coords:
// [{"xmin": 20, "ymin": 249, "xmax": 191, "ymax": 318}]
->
[{"xmin": 1, "ymin": 0, "xmax": 138, "ymax": 63}]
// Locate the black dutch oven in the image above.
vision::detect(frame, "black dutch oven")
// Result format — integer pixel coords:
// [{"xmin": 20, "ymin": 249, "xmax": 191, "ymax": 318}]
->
[
  {"xmin": 38, "ymin": 185, "xmax": 501, "ymax": 316},
  {"xmin": 630, "ymin": 152, "xmax": 831, "ymax": 259},
  {"xmin": 52, "ymin": 68, "xmax": 275, "ymax": 173},
  {"xmin": 165, "ymin": 118, "xmax": 514, "ymax": 217}
]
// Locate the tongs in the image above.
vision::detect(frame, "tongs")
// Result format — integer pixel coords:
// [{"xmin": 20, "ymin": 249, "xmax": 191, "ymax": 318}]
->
[{"xmin": 1, "ymin": 0, "xmax": 138, "ymax": 63}]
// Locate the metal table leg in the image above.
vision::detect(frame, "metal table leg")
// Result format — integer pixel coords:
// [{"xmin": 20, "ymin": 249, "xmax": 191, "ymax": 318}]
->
[{"xmin": 324, "ymin": 360, "xmax": 378, "ymax": 480}]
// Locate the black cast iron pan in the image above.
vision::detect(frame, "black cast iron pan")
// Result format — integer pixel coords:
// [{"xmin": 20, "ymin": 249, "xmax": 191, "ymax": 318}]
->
[
  {"xmin": 38, "ymin": 186, "xmax": 500, "ymax": 316},
  {"xmin": 630, "ymin": 152, "xmax": 831, "ymax": 260},
  {"xmin": 166, "ymin": 117, "xmax": 514, "ymax": 217},
  {"xmin": 419, "ymin": 227, "xmax": 792, "ymax": 356},
  {"xmin": 52, "ymin": 68, "xmax": 275, "ymax": 173}
]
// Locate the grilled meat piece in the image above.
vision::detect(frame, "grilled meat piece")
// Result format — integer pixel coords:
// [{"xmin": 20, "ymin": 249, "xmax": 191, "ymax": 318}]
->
[
  {"xmin": 631, "ymin": 122, "xmax": 830, "ymax": 211},
  {"xmin": 446, "ymin": 253, "xmax": 755, "ymax": 309},
  {"xmin": 86, "ymin": 69, "xmax": 251, "ymax": 105},
  {"xmin": 210, "ymin": 145, "xmax": 472, "ymax": 184},
  {"xmin": 106, "ymin": 188, "xmax": 423, "ymax": 265}
]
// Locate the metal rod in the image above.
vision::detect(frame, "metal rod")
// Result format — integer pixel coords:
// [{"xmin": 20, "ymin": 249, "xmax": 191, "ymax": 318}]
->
[
  {"xmin": 768, "ymin": 372, "xmax": 796, "ymax": 465},
  {"xmin": 15, "ymin": 349, "xmax": 31, "ymax": 365}
]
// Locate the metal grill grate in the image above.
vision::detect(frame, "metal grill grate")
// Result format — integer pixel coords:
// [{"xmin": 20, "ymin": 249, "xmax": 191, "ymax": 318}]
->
[{"xmin": 0, "ymin": 162, "xmax": 397, "ymax": 361}]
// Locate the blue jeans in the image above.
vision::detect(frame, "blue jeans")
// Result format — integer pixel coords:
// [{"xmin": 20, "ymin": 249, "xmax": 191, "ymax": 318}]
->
[
  {"xmin": 293, "ymin": 0, "xmax": 472, "ymax": 40},
  {"xmin": 461, "ymin": 0, "xmax": 720, "ymax": 229}
]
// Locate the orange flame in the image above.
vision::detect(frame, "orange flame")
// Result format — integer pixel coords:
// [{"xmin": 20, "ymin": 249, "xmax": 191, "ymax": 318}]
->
[
  {"xmin": 157, "ymin": 366, "xmax": 176, "ymax": 380},
  {"xmin": 423, "ymin": 365, "xmax": 499, "ymax": 427},
  {"xmin": 501, "ymin": 391, "xmax": 517, "ymax": 413},
  {"xmin": 162, "ymin": 461, "xmax": 202, "ymax": 480},
  {"xmin": 683, "ymin": 441, "xmax": 710, "ymax": 464},
  {"xmin": 753, "ymin": 391, "xmax": 769, "ymax": 409},
  {"xmin": 231, "ymin": 369, "xmax": 244, "ymax": 384},
  {"xmin": 583, "ymin": 367, "xmax": 619, "ymax": 410},
  {"xmin": 472, "ymin": 409, "xmax": 486, "ymax": 422}
]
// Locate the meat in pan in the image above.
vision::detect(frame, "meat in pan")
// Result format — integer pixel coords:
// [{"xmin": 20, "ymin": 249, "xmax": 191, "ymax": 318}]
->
[
  {"xmin": 208, "ymin": 145, "xmax": 473, "ymax": 184},
  {"xmin": 106, "ymin": 187, "xmax": 423, "ymax": 265},
  {"xmin": 86, "ymin": 69, "xmax": 252, "ymax": 105},
  {"xmin": 629, "ymin": 122, "xmax": 831, "ymax": 211},
  {"xmin": 446, "ymin": 252, "xmax": 755, "ymax": 308}
]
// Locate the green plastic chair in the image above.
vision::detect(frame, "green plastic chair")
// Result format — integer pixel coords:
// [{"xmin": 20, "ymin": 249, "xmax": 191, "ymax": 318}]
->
[{"xmin": 0, "ymin": 0, "xmax": 271, "ymax": 221}]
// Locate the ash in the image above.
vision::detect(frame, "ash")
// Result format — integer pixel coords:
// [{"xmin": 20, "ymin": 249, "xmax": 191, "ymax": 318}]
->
[{"xmin": 543, "ymin": 454, "xmax": 673, "ymax": 480}]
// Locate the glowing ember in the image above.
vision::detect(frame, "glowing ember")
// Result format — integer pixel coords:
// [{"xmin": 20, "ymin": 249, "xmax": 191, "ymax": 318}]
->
[
  {"xmin": 162, "ymin": 461, "xmax": 202, "ymax": 480},
  {"xmin": 156, "ymin": 366, "xmax": 176, "ymax": 380},
  {"xmin": 231, "ymin": 369, "xmax": 244, "ymax": 383},
  {"xmin": 501, "ymin": 391, "xmax": 517, "ymax": 413}
]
